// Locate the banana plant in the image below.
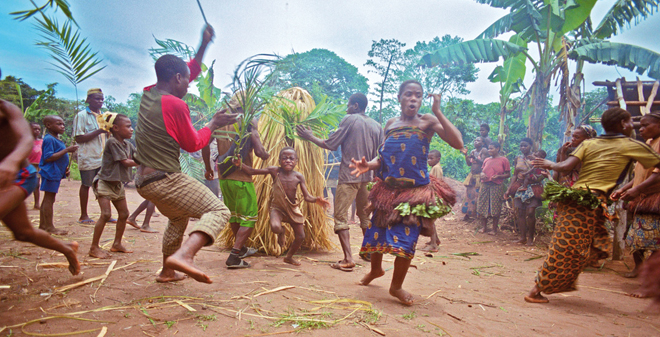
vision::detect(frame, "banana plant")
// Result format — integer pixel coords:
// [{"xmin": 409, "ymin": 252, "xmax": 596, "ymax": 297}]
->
[
  {"xmin": 487, "ymin": 34, "xmax": 527, "ymax": 145},
  {"xmin": 420, "ymin": 0, "xmax": 660, "ymax": 148}
]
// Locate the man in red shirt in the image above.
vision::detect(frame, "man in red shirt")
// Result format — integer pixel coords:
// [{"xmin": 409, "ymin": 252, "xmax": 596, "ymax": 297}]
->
[{"xmin": 134, "ymin": 25, "xmax": 238, "ymax": 284}]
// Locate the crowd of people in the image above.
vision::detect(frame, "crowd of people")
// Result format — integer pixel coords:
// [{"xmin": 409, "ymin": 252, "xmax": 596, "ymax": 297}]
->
[{"xmin": 0, "ymin": 24, "xmax": 658, "ymax": 311}]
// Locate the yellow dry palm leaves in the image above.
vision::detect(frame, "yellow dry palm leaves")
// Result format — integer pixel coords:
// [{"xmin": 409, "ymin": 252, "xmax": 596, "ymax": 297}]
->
[{"xmin": 217, "ymin": 87, "xmax": 334, "ymax": 256}]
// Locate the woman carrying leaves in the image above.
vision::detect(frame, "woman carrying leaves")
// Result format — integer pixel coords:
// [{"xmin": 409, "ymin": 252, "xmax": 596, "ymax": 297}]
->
[
  {"xmin": 350, "ymin": 80, "xmax": 462, "ymax": 306},
  {"xmin": 525, "ymin": 107, "xmax": 660, "ymax": 304}
]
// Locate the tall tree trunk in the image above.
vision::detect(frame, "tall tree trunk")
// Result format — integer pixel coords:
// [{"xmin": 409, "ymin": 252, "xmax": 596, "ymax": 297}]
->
[
  {"xmin": 498, "ymin": 103, "xmax": 507, "ymax": 145},
  {"xmin": 527, "ymin": 75, "xmax": 551, "ymax": 149},
  {"xmin": 378, "ymin": 54, "xmax": 395, "ymax": 125}
]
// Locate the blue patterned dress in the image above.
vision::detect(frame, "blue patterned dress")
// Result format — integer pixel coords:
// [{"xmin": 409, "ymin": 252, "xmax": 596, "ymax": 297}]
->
[{"xmin": 360, "ymin": 126, "xmax": 455, "ymax": 259}]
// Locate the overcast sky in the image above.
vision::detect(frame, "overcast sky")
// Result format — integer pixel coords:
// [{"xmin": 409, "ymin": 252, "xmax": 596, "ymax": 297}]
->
[{"xmin": 2, "ymin": 0, "xmax": 659, "ymax": 105}]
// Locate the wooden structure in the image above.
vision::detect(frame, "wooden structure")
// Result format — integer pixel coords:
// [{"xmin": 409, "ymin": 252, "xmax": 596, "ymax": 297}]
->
[
  {"xmin": 593, "ymin": 78, "xmax": 660, "ymax": 260},
  {"xmin": 594, "ymin": 77, "xmax": 660, "ymax": 119}
]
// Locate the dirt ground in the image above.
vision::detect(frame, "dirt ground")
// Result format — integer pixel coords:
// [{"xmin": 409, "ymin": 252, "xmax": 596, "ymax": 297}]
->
[{"xmin": 1, "ymin": 179, "xmax": 659, "ymax": 337}]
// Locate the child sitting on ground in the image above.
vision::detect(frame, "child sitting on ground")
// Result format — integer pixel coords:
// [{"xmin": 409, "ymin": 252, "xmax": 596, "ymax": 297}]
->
[
  {"xmin": 39, "ymin": 115, "xmax": 78, "ymax": 235},
  {"xmin": 235, "ymin": 147, "xmax": 329, "ymax": 266},
  {"xmin": 0, "ymin": 98, "xmax": 80, "ymax": 275},
  {"xmin": 88, "ymin": 113, "xmax": 138, "ymax": 258}
]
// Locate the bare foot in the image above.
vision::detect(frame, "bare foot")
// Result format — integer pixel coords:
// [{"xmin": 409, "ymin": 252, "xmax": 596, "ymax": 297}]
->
[
  {"xmin": 156, "ymin": 271, "xmax": 187, "ymax": 283},
  {"xmin": 479, "ymin": 228, "xmax": 490, "ymax": 234},
  {"xmin": 110, "ymin": 243, "xmax": 133, "ymax": 253},
  {"xmin": 525, "ymin": 239, "xmax": 534, "ymax": 246},
  {"xmin": 164, "ymin": 254, "xmax": 212, "ymax": 284},
  {"xmin": 488, "ymin": 231, "xmax": 498, "ymax": 236},
  {"xmin": 627, "ymin": 288, "xmax": 649, "ymax": 298},
  {"xmin": 420, "ymin": 245, "xmax": 439, "ymax": 253},
  {"xmin": 33, "ymin": 206, "xmax": 40, "ymax": 210},
  {"xmin": 359, "ymin": 269, "xmax": 385, "ymax": 286},
  {"xmin": 283, "ymin": 257, "xmax": 301, "ymax": 266},
  {"xmin": 89, "ymin": 246, "xmax": 112, "ymax": 259},
  {"xmin": 126, "ymin": 219, "xmax": 140, "ymax": 229},
  {"xmin": 42, "ymin": 227, "xmax": 68, "ymax": 235},
  {"xmin": 524, "ymin": 292, "xmax": 549, "ymax": 303},
  {"xmin": 140, "ymin": 226, "xmax": 158, "ymax": 233},
  {"xmin": 514, "ymin": 238, "xmax": 526, "ymax": 244},
  {"xmin": 390, "ymin": 288, "xmax": 414, "ymax": 306},
  {"xmin": 65, "ymin": 241, "xmax": 80, "ymax": 275}
]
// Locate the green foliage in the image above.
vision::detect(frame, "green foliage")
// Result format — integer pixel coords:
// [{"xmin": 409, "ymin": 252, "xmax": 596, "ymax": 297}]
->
[
  {"xmin": 489, "ymin": 34, "xmax": 527, "ymax": 101},
  {"xmin": 569, "ymin": 41, "xmax": 660, "ymax": 79},
  {"xmin": 366, "ymin": 36, "xmax": 479, "ymax": 125},
  {"xmin": 10, "ymin": 0, "xmax": 76, "ymax": 24},
  {"xmin": 23, "ymin": 87, "xmax": 60, "ymax": 121},
  {"xmin": 593, "ymin": 0, "xmax": 660, "ymax": 39},
  {"xmin": 418, "ymin": 39, "xmax": 528, "ymax": 68},
  {"xmin": 33, "ymin": 16, "xmax": 106, "ymax": 90},
  {"xmin": 268, "ymin": 94, "xmax": 346, "ymax": 143},
  {"xmin": 179, "ymin": 152, "xmax": 204, "ymax": 183},
  {"xmin": 402, "ymin": 311, "xmax": 417, "ymax": 320},
  {"xmin": 397, "ymin": 35, "xmax": 478, "ymax": 97},
  {"xmin": 269, "ymin": 49, "xmax": 369, "ymax": 103},
  {"xmin": 542, "ymin": 180, "xmax": 602, "ymax": 209},
  {"xmin": 149, "ymin": 37, "xmax": 196, "ymax": 62},
  {"xmin": 69, "ymin": 161, "xmax": 81, "ymax": 181},
  {"xmin": 394, "ymin": 197, "xmax": 452, "ymax": 219}
]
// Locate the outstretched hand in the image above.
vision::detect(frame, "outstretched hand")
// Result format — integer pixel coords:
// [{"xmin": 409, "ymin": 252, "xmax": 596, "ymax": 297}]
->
[
  {"xmin": 349, "ymin": 156, "xmax": 370, "ymax": 177},
  {"xmin": 296, "ymin": 125, "xmax": 314, "ymax": 140},
  {"xmin": 211, "ymin": 109, "xmax": 238, "ymax": 129},
  {"xmin": 316, "ymin": 197, "xmax": 331, "ymax": 209},
  {"xmin": 531, "ymin": 158, "xmax": 553, "ymax": 169}
]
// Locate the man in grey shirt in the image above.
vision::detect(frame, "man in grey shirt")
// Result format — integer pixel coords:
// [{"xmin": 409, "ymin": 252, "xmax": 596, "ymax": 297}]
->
[{"xmin": 297, "ymin": 93, "xmax": 383, "ymax": 272}]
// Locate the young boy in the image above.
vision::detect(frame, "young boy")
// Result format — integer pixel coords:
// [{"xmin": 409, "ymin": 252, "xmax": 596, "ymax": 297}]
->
[
  {"xmin": 88, "ymin": 113, "xmax": 138, "ymax": 258},
  {"xmin": 479, "ymin": 123, "xmax": 493, "ymax": 148},
  {"xmin": 235, "ymin": 147, "xmax": 329, "ymax": 266},
  {"xmin": 39, "ymin": 115, "xmax": 78, "ymax": 235},
  {"xmin": 428, "ymin": 150, "xmax": 443, "ymax": 179},
  {"xmin": 420, "ymin": 149, "xmax": 443, "ymax": 252},
  {"xmin": 0, "ymin": 98, "xmax": 80, "ymax": 275},
  {"xmin": 28, "ymin": 122, "xmax": 43, "ymax": 209}
]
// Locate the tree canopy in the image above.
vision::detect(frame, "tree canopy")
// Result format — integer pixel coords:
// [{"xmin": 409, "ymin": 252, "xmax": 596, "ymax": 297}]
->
[{"xmin": 269, "ymin": 49, "xmax": 369, "ymax": 103}]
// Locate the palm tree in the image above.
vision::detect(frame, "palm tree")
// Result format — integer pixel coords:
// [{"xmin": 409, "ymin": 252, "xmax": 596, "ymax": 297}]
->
[
  {"xmin": 419, "ymin": 0, "xmax": 660, "ymax": 147},
  {"xmin": 33, "ymin": 16, "xmax": 105, "ymax": 112}
]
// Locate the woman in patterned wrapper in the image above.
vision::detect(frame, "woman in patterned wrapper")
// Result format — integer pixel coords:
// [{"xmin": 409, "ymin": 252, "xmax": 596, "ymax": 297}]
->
[
  {"xmin": 350, "ymin": 80, "xmax": 463, "ymax": 306},
  {"xmin": 526, "ymin": 107, "xmax": 660, "ymax": 304}
]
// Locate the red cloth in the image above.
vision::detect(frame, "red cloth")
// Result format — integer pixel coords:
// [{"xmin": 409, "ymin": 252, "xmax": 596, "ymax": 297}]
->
[
  {"xmin": 481, "ymin": 156, "xmax": 511, "ymax": 185},
  {"xmin": 143, "ymin": 59, "xmax": 210, "ymax": 153},
  {"xmin": 28, "ymin": 139, "xmax": 43, "ymax": 164}
]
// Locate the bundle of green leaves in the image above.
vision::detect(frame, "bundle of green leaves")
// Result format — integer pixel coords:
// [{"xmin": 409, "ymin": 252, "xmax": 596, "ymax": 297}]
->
[
  {"xmin": 394, "ymin": 196, "xmax": 453, "ymax": 219},
  {"xmin": 542, "ymin": 180, "xmax": 604, "ymax": 210}
]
